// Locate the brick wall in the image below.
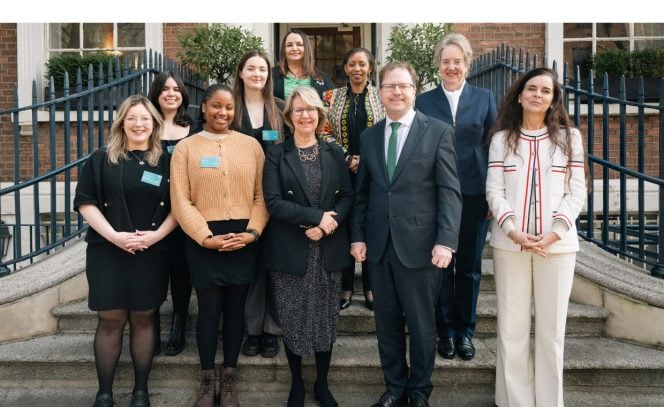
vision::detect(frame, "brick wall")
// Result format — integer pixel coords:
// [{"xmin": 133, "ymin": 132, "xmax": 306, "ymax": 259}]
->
[
  {"xmin": 454, "ymin": 23, "xmax": 546, "ymax": 60},
  {"xmin": 163, "ymin": 23, "xmax": 200, "ymax": 64},
  {"xmin": 0, "ymin": 24, "xmax": 17, "ymax": 183}
]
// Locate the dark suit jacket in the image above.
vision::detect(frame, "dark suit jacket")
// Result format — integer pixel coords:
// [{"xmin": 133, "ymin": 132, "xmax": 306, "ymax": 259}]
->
[
  {"xmin": 271, "ymin": 66, "xmax": 334, "ymax": 100},
  {"xmin": 415, "ymin": 84, "xmax": 497, "ymax": 195},
  {"xmin": 262, "ymin": 138, "xmax": 353, "ymax": 275},
  {"xmin": 351, "ymin": 110, "xmax": 462, "ymax": 269}
]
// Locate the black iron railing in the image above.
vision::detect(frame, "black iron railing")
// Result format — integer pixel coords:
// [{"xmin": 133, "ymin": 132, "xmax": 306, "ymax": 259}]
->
[
  {"xmin": 469, "ymin": 44, "xmax": 664, "ymax": 278},
  {"xmin": 0, "ymin": 50, "xmax": 204, "ymax": 276}
]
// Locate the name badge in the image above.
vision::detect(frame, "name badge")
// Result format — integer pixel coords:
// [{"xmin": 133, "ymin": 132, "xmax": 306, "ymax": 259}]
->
[
  {"xmin": 141, "ymin": 170, "xmax": 163, "ymax": 187},
  {"xmin": 262, "ymin": 130, "xmax": 279, "ymax": 141},
  {"xmin": 167, "ymin": 145, "xmax": 175, "ymax": 154},
  {"xmin": 200, "ymin": 156, "xmax": 220, "ymax": 168}
]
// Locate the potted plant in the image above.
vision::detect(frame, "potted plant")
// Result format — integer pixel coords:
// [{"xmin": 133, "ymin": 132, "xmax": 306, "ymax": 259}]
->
[
  {"xmin": 178, "ymin": 24, "xmax": 266, "ymax": 85},
  {"xmin": 592, "ymin": 48, "xmax": 663, "ymax": 101},
  {"xmin": 386, "ymin": 23, "xmax": 452, "ymax": 92}
]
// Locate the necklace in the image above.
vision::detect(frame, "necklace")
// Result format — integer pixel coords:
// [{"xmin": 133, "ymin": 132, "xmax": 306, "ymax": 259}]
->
[
  {"xmin": 129, "ymin": 150, "xmax": 145, "ymax": 165},
  {"xmin": 297, "ymin": 143, "xmax": 320, "ymax": 161}
]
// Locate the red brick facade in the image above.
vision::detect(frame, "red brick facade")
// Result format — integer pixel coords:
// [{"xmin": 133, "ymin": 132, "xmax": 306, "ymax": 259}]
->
[
  {"xmin": 454, "ymin": 23, "xmax": 546, "ymax": 58},
  {"xmin": 163, "ymin": 23, "xmax": 200, "ymax": 64},
  {"xmin": 0, "ymin": 23, "xmax": 17, "ymax": 182}
]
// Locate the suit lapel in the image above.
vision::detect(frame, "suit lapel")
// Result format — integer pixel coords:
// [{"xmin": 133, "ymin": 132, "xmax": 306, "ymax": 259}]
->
[
  {"xmin": 391, "ymin": 112, "xmax": 426, "ymax": 182},
  {"xmin": 283, "ymin": 139, "xmax": 312, "ymax": 206},
  {"xmin": 371, "ymin": 121, "xmax": 389, "ymax": 184},
  {"xmin": 434, "ymin": 86, "xmax": 453, "ymax": 123}
]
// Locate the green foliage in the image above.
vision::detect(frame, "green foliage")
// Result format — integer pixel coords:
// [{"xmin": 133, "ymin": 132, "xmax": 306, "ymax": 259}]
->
[
  {"xmin": 592, "ymin": 49, "xmax": 631, "ymax": 77},
  {"xmin": 593, "ymin": 48, "xmax": 664, "ymax": 77},
  {"xmin": 178, "ymin": 24, "xmax": 266, "ymax": 85},
  {"xmin": 45, "ymin": 53, "xmax": 117, "ymax": 88},
  {"xmin": 632, "ymin": 48, "xmax": 664, "ymax": 77},
  {"xmin": 386, "ymin": 23, "xmax": 452, "ymax": 91}
]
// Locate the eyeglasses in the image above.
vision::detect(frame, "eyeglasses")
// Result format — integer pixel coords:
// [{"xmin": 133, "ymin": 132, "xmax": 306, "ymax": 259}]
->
[
  {"xmin": 124, "ymin": 117, "xmax": 153, "ymax": 125},
  {"xmin": 380, "ymin": 83, "xmax": 415, "ymax": 92},
  {"xmin": 292, "ymin": 107, "xmax": 318, "ymax": 116}
]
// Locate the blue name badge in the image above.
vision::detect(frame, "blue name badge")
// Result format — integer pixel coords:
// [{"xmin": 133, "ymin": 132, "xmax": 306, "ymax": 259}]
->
[
  {"xmin": 200, "ymin": 156, "xmax": 220, "ymax": 168},
  {"xmin": 167, "ymin": 145, "xmax": 175, "ymax": 154},
  {"xmin": 262, "ymin": 130, "xmax": 279, "ymax": 141},
  {"xmin": 141, "ymin": 170, "xmax": 163, "ymax": 187}
]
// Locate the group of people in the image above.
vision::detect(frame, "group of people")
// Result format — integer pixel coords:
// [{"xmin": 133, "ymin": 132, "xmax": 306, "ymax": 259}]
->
[{"xmin": 74, "ymin": 30, "xmax": 587, "ymax": 407}]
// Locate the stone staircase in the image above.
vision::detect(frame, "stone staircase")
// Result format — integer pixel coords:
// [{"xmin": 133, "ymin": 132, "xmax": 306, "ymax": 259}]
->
[{"xmin": 2, "ymin": 257, "xmax": 664, "ymax": 406}]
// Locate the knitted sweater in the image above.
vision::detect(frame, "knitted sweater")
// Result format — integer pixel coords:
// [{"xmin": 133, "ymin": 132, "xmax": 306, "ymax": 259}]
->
[{"xmin": 170, "ymin": 131, "xmax": 270, "ymax": 245}]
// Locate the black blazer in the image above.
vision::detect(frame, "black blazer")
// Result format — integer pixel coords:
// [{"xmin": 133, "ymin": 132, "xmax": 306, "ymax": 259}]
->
[
  {"xmin": 236, "ymin": 98, "xmax": 286, "ymax": 152},
  {"xmin": 271, "ymin": 66, "xmax": 334, "ymax": 100},
  {"xmin": 415, "ymin": 84, "xmax": 497, "ymax": 195},
  {"xmin": 73, "ymin": 148, "xmax": 173, "ymax": 250},
  {"xmin": 351, "ymin": 111, "xmax": 462, "ymax": 269},
  {"xmin": 262, "ymin": 138, "xmax": 353, "ymax": 275}
]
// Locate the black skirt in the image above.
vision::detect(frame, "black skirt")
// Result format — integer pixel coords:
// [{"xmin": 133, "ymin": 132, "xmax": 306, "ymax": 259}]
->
[
  {"xmin": 86, "ymin": 242, "xmax": 169, "ymax": 311},
  {"xmin": 186, "ymin": 220, "xmax": 259, "ymax": 289}
]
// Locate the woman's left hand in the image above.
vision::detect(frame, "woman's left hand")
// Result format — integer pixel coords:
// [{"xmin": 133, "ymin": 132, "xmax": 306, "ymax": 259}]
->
[
  {"xmin": 305, "ymin": 226, "xmax": 325, "ymax": 241},
  {"xmin": 217, "ymin": 232, "xmax": 254, "ymax": 252},
  {"xmin": 348, "ymin": 155, "xmax": 360, "ymax": 173},
  {"xmin": 521, "ymin": 231, "xmax": 561, "ymax": 257},
  {"xmin": 128, "ymin": 230, "xmax": 157, "ymax": 251}
]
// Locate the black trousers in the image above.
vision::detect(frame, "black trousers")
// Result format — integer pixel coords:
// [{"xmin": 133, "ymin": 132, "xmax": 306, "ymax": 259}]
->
[{"xmin": 369, "ymin": 236, "xmax": 440, "ymax": 401}]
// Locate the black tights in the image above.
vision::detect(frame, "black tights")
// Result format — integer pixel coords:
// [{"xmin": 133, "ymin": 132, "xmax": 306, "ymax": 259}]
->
[
  {"xmin": 94, "ymin": 308, "xmax": 156, "ymax": 394},
  {"xmin": 284, "ymin": 344, "xmax": 333, "ymax": 388},
  {"xmin": 195, "ymin": 285, "xmax": 249, "ymax": 370}
]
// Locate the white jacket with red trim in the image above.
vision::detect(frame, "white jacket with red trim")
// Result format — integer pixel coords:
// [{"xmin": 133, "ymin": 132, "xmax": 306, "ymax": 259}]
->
[{"xmin": 486, "ymin": 127, "xmax": 587, "ymax": 253}]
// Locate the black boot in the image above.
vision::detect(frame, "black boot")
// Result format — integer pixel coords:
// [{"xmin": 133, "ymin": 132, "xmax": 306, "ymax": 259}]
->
[
  {"xmin": 153, "ymin": 310, "xmax": 161, "ymax": 356},
  {"xmin": 164, "ymin": 312, "xmax": 187, "ymax": 356}
]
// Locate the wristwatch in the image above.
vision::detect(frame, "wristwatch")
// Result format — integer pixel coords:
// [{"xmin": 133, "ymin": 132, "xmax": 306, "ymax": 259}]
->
[{"xmin": 246, "ymin": 228, "xmax": 260, "ymax": 242}]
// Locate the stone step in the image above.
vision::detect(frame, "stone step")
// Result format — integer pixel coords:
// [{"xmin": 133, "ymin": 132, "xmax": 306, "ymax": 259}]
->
[
  {"xmin": 2, "ymin": 384, "xmax": 662, "ymax": 407},
  {"xmin": 53, "ymin": 291, "xmax": 608, "ymax": 338},
  {"xmin": 1, "ymin": 334, "xmax": 663, "ymax": 405}
]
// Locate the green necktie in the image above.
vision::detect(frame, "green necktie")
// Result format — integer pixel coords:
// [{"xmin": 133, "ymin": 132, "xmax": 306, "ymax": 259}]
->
[{"xmin": 387, "ymin": 121, "xmax": 401, "ymax": 181}]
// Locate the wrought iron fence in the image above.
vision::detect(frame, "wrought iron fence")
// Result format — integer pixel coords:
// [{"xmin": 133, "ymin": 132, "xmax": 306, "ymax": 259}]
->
[
  {"xmin": 0, "ymin": 50, "xmax": 205, "ymax": 276},
  {"xmin": 469, "ymin": 44, "xmax": 664, "ymax": 278}
]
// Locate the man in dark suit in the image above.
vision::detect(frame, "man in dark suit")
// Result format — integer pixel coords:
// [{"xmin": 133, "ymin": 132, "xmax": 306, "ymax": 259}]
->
[{"xmin": 350, "ymin": 61, "xmax": 462, "ymax": 407}]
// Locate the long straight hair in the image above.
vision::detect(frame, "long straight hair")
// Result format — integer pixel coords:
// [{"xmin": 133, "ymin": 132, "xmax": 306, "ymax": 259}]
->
[
  {"xmin": 232, "ymin": 50, "xmax": 283, "ymax": 141},
  {"xmin": 107, "ymin": 95, "xmax": 163, "ymax": 166}
]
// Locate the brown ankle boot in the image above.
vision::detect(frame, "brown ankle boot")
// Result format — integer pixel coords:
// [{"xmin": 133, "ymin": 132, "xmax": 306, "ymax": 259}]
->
[
  {"xmin": 219, "ymin": 366, "xmax": 240, "ymax": 407},
  {"xmin": 194, "ymin": 369, "xmax": 215, "ymax": 407}
]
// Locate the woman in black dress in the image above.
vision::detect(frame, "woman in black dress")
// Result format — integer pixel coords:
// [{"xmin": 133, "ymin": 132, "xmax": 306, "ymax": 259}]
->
[
  {"xmin": 74, "ymin": 95, "xmax": 177, "ymax": 407},
  {"xmin": 263, "ymin": 86, "xmax": 353, "ymax": 407}
]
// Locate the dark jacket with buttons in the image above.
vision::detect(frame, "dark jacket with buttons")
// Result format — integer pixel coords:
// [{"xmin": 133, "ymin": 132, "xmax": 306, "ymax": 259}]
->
[
  {"xmin": 262, "ymin": 138, "xmax": 353, "ymax": 275},
  {"xmin": 74, "ymin": 147, "xmax": 174, "ymax": 251}
]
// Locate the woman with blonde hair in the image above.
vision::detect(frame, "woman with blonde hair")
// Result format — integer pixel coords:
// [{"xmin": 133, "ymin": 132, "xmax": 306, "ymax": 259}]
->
[{"xmin": 75, "ymin": 94, "xmax": 177, "ymax": 407}]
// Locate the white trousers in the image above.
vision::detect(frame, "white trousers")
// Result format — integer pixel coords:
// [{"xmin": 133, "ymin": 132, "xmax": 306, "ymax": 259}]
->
[{"xmin": 493, "ymin": 248, "xmax": 576, "ymax": 407}]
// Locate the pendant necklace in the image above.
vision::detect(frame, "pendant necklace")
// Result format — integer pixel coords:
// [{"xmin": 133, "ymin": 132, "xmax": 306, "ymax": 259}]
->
[{"xmin": 129, "ymin": 150, "xmax": 145, "ymax": 165}]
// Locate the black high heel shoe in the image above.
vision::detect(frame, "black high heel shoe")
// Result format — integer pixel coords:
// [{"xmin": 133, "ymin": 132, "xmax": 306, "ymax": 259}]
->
[
  {"xmin": 339, "ymin": 297, "xmax": 351, "ymax": 310},
  {"xmin": 363, "ymin": 291, "xmax": 374, "ymax": 311},
  {"xmin": 314, "ymin": 382, "xmax": 338, "ymax": 407}
]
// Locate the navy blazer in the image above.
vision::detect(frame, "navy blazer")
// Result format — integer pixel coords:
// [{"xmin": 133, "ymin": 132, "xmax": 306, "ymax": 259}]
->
[
  {"xmin": 415, "ymin": 83, "xmax": 497, "ymax": 195},
  {"xmin": 351, "ymin": 111, "xmax": 462, "ymax": 269},
  {"xmin": 262, "ymin": 138, "xmax": 353, "ymax": 275}
]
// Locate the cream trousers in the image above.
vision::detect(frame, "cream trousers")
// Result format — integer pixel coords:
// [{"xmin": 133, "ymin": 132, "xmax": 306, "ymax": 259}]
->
[{"xmin": 493, "ymin": 248, "xmax": 576, "ymax": 407}]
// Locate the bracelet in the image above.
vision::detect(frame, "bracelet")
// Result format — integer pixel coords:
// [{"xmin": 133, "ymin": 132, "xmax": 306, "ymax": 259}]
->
[{"xmin": 246, "ymin": 229, "xmax": 260, "ymax": 242}]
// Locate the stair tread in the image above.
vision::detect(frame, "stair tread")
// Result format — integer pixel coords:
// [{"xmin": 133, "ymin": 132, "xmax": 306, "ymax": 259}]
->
[
  {"xmin": 53, "ymin": 293, "xmax": 609, "ymax": 321},
  {"xmin": 2, "ymin": 333, "xmax": 662, "ymax": 371}
]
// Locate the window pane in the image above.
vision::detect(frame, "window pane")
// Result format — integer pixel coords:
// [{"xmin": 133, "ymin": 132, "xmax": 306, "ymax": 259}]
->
[
  {"xmin": 634, "ymin": 23, "xmax": 664, "ymax": 37},
  {"xmin": 315, "ymin": 35, "xmax": 334, "ymax": 59},
  {"xmin": 635, "ymin": 39, "xmax": 664, "ymax": 50},
  {"xmin": 597, "ymin": 23, "xmax": 628, "ymax": 38},
  {"xmin": 118, "ymin": 23, "xmax": 145, "ymax": 47},
  {"xmin": 335, "ymin": 34, "xmax": 353, "ymax": 59},
  {"xmin": 564, "ymin": 23, "xmax": 592, "ymax": 38},
  {"xmin": 49, "ymin": 23, "xmax": 80, "ymax": 49},
  {"xmin": 83, "ymin": 23, "xmax": 113, "ymax": 49},
  {"xmin": 564, "ymin": 41, "xmax": 592, "ymax": 68},
  {"xmin": 597, "ymin": 40, "xmax": 629, "ymax": 52}
]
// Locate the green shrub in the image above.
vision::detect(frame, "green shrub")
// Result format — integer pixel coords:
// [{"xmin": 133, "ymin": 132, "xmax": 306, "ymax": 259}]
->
[
  {"xmin": 178, "ymin": 24, "xmax": 266, "ymax": 85},
  {"xmin": 593, "ymin": 48, "xmax": 664, "ymax": 78},
  {"xmin": 386, "ymin": 23, "xmax": 452, "ymax": 92},
  {"xmin": 45, "ymin": 53, "xmax": 117, "ymax": 88}
]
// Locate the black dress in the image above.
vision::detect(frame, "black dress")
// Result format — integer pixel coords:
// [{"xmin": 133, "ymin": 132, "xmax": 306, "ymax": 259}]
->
[{"xmin": 78, "ymin": 150, "xmax": 170, "ymax": 311}]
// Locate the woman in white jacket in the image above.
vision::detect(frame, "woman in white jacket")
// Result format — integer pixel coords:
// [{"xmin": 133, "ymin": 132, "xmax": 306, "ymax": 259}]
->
[{"xmin": 486, "ymin": 67, "xmax": 587, "ymax": 407}]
